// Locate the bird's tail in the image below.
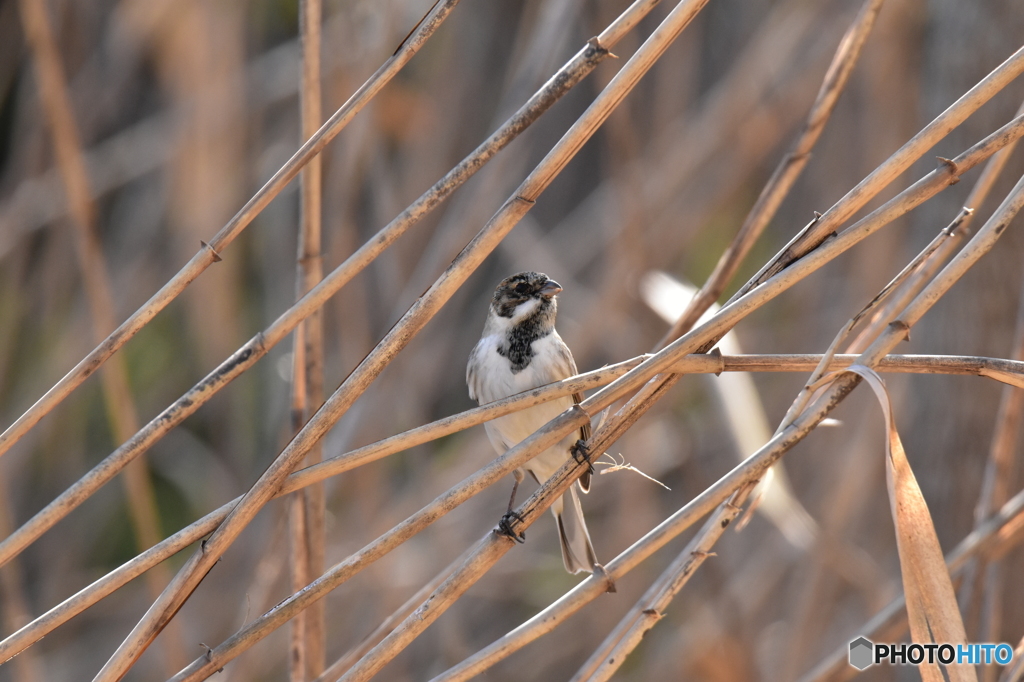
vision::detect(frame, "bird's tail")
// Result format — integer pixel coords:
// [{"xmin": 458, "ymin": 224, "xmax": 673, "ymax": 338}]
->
[{"xmin": 554, "ymin": 485, "xmax": 597, "ymax": 574}]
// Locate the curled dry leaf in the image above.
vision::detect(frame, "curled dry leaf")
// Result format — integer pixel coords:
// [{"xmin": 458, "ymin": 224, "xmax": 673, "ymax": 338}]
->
[{"xmin": 845, "ymin": 364, "xmax": 975, "ymax": 682}]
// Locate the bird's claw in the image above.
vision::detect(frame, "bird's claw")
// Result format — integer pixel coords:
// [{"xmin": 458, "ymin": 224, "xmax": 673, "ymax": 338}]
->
[
  {"xmin": 497, "ymin": 510, "xmax": 526, "ymax": 543},
  {"xmin": 571, "ymin": 439, "xmax": 595, "ymax": 475}
]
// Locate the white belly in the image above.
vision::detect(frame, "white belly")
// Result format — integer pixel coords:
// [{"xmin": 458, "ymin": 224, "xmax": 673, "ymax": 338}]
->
[{"xmin": 470, "ymin": 333, "xmax": 579, "ymax": 481}]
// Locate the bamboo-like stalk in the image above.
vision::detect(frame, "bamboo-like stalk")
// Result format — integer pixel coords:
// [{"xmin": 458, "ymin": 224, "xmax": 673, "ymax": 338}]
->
[
  {"xmin": 312, "ymin": 546, "xmax": 476, "ymax": 682},
  {"xmin": 7, "ymin": 87, "xmax": 1022, "ymax": 659},
  {"xmin": 0, "ymin": 472, "xmax": 43, "ymax": 682},
  {"xmin": 734, "ymin": 42, "xmax": 1024, "ymax": 297},
  {"xmin": 332, "ymin": 338, "xmax": 680, "ymax": 682},
  {"xmin": 98, "ymin": 0, "xmax": 711, "ymax": 675},
  {"xmin": 1, "ymin": 351, "xmax": 1020, "ymax": 664},
  {"xmin": 570, "ymin": 487, "xmax": 755, "ymax": 682},
  {"xmin": 658, "ymin": 0, "xmax": 886, "ymax": 347},
  {"xmin": 159, "ymin": 110, "xmax": 1024, "ymax": 681},
  {"xmin": 0, "ymin": 0, "xmax": 462, "ymax": 468},
  {"xmin": 0, "ymin": 0, "xmax": 629, "ymax": 573},
  {"xmin": 780, "ymin": 111, "xmax": 1024, "ymax": 675},
  {"xmin": 798, "ymin": 486, "xmax": 1024, "ymax": 682},
  {"xmin": 436, "ymin": 476, "xmax": 1024, "ymax": 682},
  {"xmin": 17, "ymin": 0, "xmax": 185, "ymax": 672},
  {"xmin": 848, "ymin": 100, "xmax": 1024, "ymax": 354},
  {"xmin": 953, "ymin": 101, "xmax": 1024, "ymax": 660},
  {"xmin": 960, "ymin": 271, "xmax": 1024, "ymax": 656},
  {"xmin": 290, "ymin": 0, "xmax": 326, "ymax": 678},
  {"xmin": 572, "ymin": 167, "xmax": 1024, "ymax": 682},
  {"xmin": 0, "ymin": 358, "xmax": 640, "ymax": 665},
  {"xmin": 577, "ymin": 166, "xmax": 1024, "ymax": 681},
  {"xmin": 520, "ymin": 105, "xmax": 1024, "ymax": 524},
  {"xmin": 521, "ymin": 110, "xmax": 1024, "ymax": 499}
]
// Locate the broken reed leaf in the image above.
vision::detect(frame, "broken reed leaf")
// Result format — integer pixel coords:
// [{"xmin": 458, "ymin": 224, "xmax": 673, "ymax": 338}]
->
[
  {"xmin": 845, "ymin": 365, "xmax": 975, "ymax": 682},
  {"xmin": 595, "ymin": 453, "xmax": 671, "ymax": 490},
  {"xmin": 978, "ymin": 368, "xmax": 1024, "ymax": 389}
]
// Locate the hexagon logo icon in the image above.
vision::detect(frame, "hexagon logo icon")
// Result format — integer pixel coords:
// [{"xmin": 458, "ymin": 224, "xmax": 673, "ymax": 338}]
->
[{"xmin": 849, "ymin": 636, "xmax": 874, "ymax": 670}]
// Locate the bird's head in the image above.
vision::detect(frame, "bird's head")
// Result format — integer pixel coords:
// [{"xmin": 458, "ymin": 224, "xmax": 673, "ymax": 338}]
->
[{"xmin": 488, "ymin": 271, "xmax": 562, "ymax": 330}]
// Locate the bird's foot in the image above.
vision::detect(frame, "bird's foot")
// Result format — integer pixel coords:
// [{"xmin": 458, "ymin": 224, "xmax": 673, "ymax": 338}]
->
[
  {"xmin": 497, "ymin": 510, "xmax": 526, "ymax": 543},
  {"xmin": 571, "ymin": 439, "xmax": 596, "ymax": 476}
]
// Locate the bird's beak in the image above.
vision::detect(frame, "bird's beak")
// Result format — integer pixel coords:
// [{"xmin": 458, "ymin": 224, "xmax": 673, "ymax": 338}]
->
[{"xmin": 539, "ymin": 280, "xmax": 562, "ymax": 298}]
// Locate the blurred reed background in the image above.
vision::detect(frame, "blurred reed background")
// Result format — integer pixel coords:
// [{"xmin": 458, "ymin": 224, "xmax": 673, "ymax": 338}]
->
[{"xmin": 1, "ymin": 0, "xmax": 1024, "ymax": 680}]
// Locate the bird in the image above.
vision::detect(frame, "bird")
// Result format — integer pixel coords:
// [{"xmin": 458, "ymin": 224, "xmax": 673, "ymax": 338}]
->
[{"xmin": 466, "ymin": 271, "xmax": 598, "ymax": 574}]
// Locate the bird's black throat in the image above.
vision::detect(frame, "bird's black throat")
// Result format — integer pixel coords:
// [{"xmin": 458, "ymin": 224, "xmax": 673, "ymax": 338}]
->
[{"xmin": 497, "ymin": 314, "xmax": 552, "ymax": 373}]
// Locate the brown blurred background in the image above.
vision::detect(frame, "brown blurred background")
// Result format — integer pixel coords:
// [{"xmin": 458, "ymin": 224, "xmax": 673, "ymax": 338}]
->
[{"xmin": 1, "ymin": 0, "xmax": 1024, "ymax": 680}]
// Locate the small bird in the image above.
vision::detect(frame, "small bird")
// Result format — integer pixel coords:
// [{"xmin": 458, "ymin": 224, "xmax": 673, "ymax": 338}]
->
[{"xmin": 467, "ymin": 271, "xmax": 597, "ymax": 574}]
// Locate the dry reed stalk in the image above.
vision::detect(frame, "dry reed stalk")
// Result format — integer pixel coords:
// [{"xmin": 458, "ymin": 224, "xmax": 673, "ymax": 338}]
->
[
  {"xmin": 433, "ymin": 466, "xmax": 1024, "ymax": 682},
  {"xmin": 571, "ymin": 490, "xmax": 755, "ymax": 682},
  {"xmin": 528, "ymin": 109, "xmax": 1024, "ymax": 486},
  {"xmin": 846, "ymin": 98, "xmax": 1024, "ymax": 353},
  {"xmin": 168, "ymin": 112, "xmax": 1024, "ymax": 680},
  {"xmin": 0, "ymin": 471, "xmax": 43, "ymax": 682},
  {"xmin": 290, "ymin": 0, "xmax": 326, "ymax": 677},
  {"xmin": 0, "ymin": 0, "xmax": 462, "ymax": 467},
  {"xmin": 658, "ymin": 0, "xmax": 886, "ymax": 347},
  {"xmin": 331, "ymin": 359, "xmax": 680, "ymax": 682},
  {"xmin": 99, "ymin": 0, "xmax": 713, "ymax": 676},
  {"xmin": 959, "ymin": 273, "xmax": 1024, "ymax": 665},
  {"xmin": 529, "ymin": 97, "xmax": 1024, "ymax": 537},
  {"xmin": 159, "ymin": 3, "xmax": 719, "ymax": 676},
  {"xmin": 17, "ymin": 0, "xmax": 185, "ymax": 671},
  {"xmin": 798, "ymin": 485, "xmax": 1024, "ymax": 682},
  {"xmin": 734, "ymin": 42, "xmax": 1024, "ymax": 297},
  {"xmin": 578, "ymin": 166, "xmax": 1024, "ymax": 679},
  {"xmin": 0, "ymin": 0, "xmax": 636, "ymax": 573},
  {"xmin": 2, "ymin": 348, "xmax": 1019, "ymax": 665},
  {"xmin": 166, "ymin": 405, "xmax": 593, "ymax": 681},
  {"xmin": 422, "ymin": 103, "xmax": 1024, "ymax": 682},
  {"xmin": 782, "ymin": 119, "xmax": 1024, "ymax": 676},
  {"xmin": 955, "ymin": 97, "xmax": 1024, "ymax": 646},
  {"xmin": 785, "ymin": 169, "xmax": 1024, "ymax": 681},
  {"xmin": 0, "ymin": 359, "xmax": 638, "ymax": 664},
  {"xmin": 562, "ymin": 166, "xmax": 1024, "ymax": 682},
  {"xmin": 312, "ymin": 546, "xmax": 477, "ymax": 682}
]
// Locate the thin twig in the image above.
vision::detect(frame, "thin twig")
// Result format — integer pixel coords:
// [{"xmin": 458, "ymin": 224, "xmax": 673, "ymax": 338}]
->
[
  {"xmin": 100, "ymin": 0, "xmax": 708, "ymax": 676},
  {"xmin": 0, "ymin": 0, "xmax": 624, "ymax": 574},
  {"xmin": 0, "ymin": 471, "xmax": 44, "ymax": 682},
  {"xmin": 290, "ymin": 0, "xmax": 326, "ymax": 677},
  {"xmin": 733, "ymin": 43, "xmax": 1024, "ymax": 299},
  {"xmin": 3, "ymin": 347, "xmax": 1022, "ymax": 665},
  {"xmin": 798, "ymin": 486, "xmax": 1024, "ymax": 682},
  {"xmin": 17, "ymin": 0, "xmax": 184, "ymax": 671},
  {"xmin": 959, "ymin": 245, "xmax": 1024, "ymax": 655},
  {"xmin": 160, "ymin": 3, "xmax": 719, "ymax": 677},
  {"xmin": 571, "ymin": 486, "xmax": 754, "ymax": 681},
  {"xmin": 312, "ymin": 546, "xmax": 476, "ymax": 682},
  {"xmin": 658, "ymin": 0, "xmax": 886, "ymax": 348},
  {"xmin": 0, "ymin": 0, "xmax": 463, "ymax": 468}
]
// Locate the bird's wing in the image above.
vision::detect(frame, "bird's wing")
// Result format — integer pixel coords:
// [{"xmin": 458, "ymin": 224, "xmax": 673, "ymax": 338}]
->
[
  {"xmin": 551, "ymin": 333, "xmax": 593, "ymax": 493},
  {"xmin": 466, "ymin": 338, "xmax": 484, "ymax": 402}
]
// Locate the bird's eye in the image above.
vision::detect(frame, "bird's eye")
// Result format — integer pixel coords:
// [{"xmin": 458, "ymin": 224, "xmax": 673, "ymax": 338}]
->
[{"xmin": 514, "ymin": 282, "xmax": 530, "ymax": 294}]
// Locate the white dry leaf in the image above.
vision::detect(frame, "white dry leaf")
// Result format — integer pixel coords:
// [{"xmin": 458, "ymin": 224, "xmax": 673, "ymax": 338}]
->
[{"xmin": 640, "ymin": 270, "xmax": 818, "ymax": 549}]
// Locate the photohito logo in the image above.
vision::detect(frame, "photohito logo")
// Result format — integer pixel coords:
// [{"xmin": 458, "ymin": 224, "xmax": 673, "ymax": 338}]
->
[{"xmin": 849, "ymin": 637, "xmax": 1014, "ymax": 670}]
